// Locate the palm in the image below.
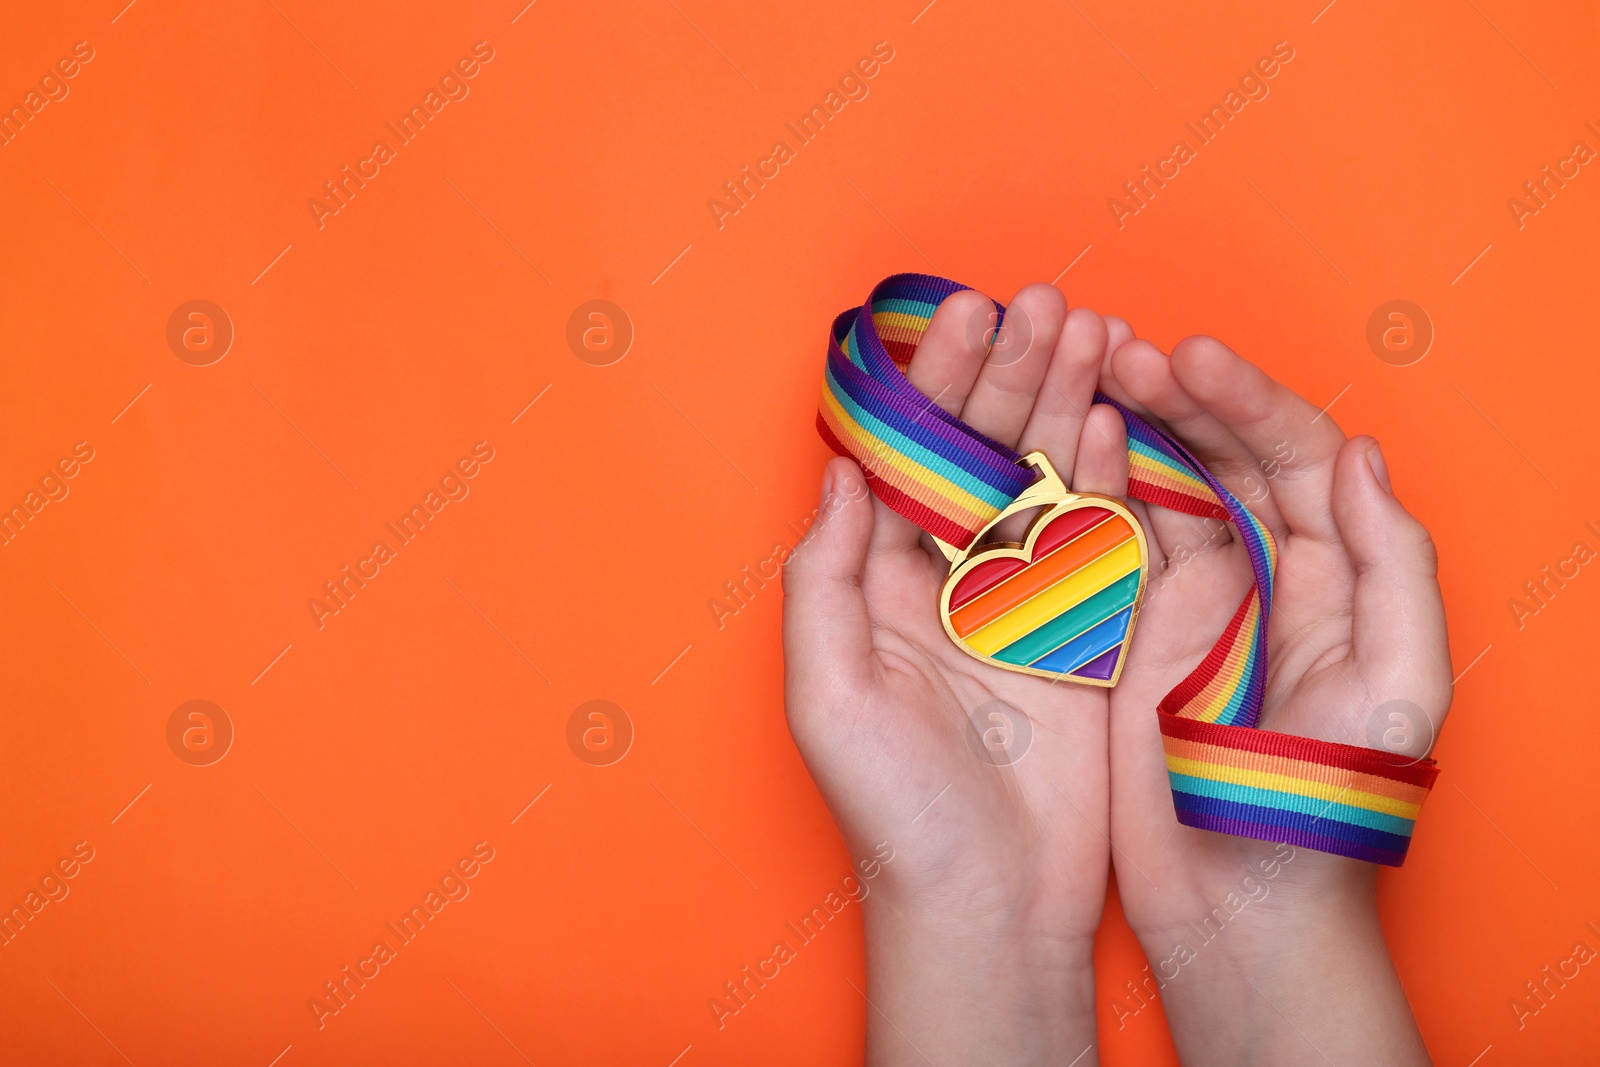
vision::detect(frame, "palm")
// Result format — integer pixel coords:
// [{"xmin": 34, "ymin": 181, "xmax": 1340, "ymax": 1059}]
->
[
  {"xmin": 783, "ymin": 285, "xmax": 1127, "ymax": 937},
  {"xmin": 819, "ymin": 500, "xmax": 1113, "ymax": 935},
  {"xmin": 1098, "ymin": 331, "xmax": 1453, "ymax": 929},
  {"xmin": 1110, "ymin": 525, "xmax": 1362, "ymax": 918}
]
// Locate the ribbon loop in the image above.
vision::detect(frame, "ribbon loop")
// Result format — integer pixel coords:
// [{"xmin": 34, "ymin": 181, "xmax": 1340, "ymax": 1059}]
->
[
  {"xmin": 818, "ymin": 274, "xmax": 1036, "ymax": 548},
  {"xmin": 817, "ymin": 273, "xmax": 1437, "ymax": 866}
]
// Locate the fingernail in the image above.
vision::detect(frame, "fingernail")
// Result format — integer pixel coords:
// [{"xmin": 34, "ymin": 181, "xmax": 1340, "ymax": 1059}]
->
[
  {"xmin": 1365, "ymin": 440, "xmax": 1392, "ymax": 494},
  {"xmin": 820, "ymin": 465, "xmax": 834, "ymax": 508}
]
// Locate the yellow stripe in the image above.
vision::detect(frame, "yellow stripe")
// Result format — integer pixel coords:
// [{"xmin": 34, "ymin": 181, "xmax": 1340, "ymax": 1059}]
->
[
  {"xmin": 1164, "ymin": 738, "xmax": 1433, "ymax": 806},
  {"xmin": 1130, "ymin": 456, "xmax": 1212, "ymax": 498},
  {"xmin": 963, "ymin": 539, "xmax": 1141, "ymax": 654},
  {"xmin": 821, "ymin": 391, "xmax": 995, "ymax": 529},
  {"xmin": 1164, "ymin": 753, "xmax": 1423, "ymax": 819},
  {"xmin": 822, "ymin": 393, "xmax": 992, "ymax": 525},
  {"xmin": 872, "ymin": 310, "xmax": 934, "ymax": 342},
  {"xmin": 1189, "ymin": 597, "xmax": 1259, "ymax": 723}
]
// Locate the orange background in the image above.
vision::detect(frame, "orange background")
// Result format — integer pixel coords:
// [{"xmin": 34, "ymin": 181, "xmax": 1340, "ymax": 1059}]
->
[{"xmin": 2, "ymin": 0, "xmax": 1597, "ymax": 1063}]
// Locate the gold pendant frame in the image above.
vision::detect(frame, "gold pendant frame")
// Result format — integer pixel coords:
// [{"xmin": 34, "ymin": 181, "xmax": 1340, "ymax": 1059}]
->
[{"xmin": 932, "ymin": 452, "xmax": 1149, "ymax": 687}]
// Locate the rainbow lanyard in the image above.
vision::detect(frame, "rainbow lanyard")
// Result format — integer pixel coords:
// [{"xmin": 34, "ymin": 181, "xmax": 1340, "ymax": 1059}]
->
[{"xmin": 818, "ymin": 273, "xmax": 1437, "ymax": 866}]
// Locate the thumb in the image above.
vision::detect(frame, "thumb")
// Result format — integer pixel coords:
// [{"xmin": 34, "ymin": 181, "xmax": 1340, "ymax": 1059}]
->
[
  {"xmin": 1331, "ymin": 437, "xmax": 1452, "ymax": 728},
  {"xmin": 782, "ymin": 457, "xmax": 878, "ymax": 706}
]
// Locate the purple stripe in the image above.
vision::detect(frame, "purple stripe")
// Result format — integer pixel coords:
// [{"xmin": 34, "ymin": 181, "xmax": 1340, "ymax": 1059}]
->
[
  {"xmin": 1096, "ymin": 390, "xmax": 1275, "ymax": 729},
  {"xmin": 1173, "ymin": 809, "xmax": 1408, "ymax": 867},
  {"xmin": 827, "ymin": 350, "xmax": 1030, "ymax": 493},
  {"xmin": 1069, "ymin": 646, "xmax": 1121, "ymax": 681},
  {"xmin": 832, "ymin": 314, "xmax": 1034, "ymax": 493},
  {"xmin": 1173, "ymin": 789, "xmax": 1411, "ymax": 851}
]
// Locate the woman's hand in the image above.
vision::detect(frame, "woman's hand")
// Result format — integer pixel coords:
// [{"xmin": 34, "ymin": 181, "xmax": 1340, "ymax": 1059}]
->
[
  {"xmin": 1099, "ymin": 328, "xmax": 1450, "ymax": 1065},
  {"xmin": 783, "ymin": 283, "xmax": 1125, "ymax": 1066}
]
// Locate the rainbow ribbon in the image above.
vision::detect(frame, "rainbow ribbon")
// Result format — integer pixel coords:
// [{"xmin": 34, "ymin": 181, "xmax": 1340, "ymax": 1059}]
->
[{"xmin": 818, "ymin": 273, "xmax": 1438, "ymax": 866}]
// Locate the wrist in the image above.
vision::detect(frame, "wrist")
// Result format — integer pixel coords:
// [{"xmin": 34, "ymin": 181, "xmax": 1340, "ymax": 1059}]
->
[
  {"xmin": 1131, "ymin": 860, "xmax": 1426, "ymax": 1066},
  {"xmin": 861, "ymin": 890, "xmax": 1099, "ymax": 1066}
]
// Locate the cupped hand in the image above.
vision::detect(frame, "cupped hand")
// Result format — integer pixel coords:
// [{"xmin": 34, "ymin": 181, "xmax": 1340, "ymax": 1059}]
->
[
  {"xmin": 1098, "ymin": 327, "xmax": 1450, "ymax": 1064},
  {"xmin": 782, "ymin": 283, "xmax": 1127, "ymax": 1065}
]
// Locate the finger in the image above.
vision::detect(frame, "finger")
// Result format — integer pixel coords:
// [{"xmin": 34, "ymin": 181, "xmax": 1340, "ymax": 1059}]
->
[
  {"xmin": 783, "ymin": 458, "xmax": 878, "ymax": 704},
  {"xmin": 1094, "ymin": 315, "xmax": 1139, "ymax": 406},
  {"xmin": 1331, "ymin": 438, "xmax": 1453, "ymax": 743},
  {"xmin": 1110, "ymin": 339, "xmax": 1287, "ymax": 541},
  {"xmin": 1015, "ymin": 306, "xmax": 1107, "ymax": 474},
  {"xmin": 1170, "ymin": 335, "xmax": 1347, "ymax": 543},
  {"xmin": 1070, "ymin": 404, "xmax": 1129, "ymax": 499},
  {"xmin": 983, "ymin": 307, "xmax": 1110, "ymax": 545},
  {"xmin": 1106, "ymin": 340, "xmax": 1225, "ymax": 565},
  {"xmin": 905, "ymin": 288, "xmax": 992, "ymax": 416},
  {"xmin": 988, "ymin": 388, "xmax": 1128, "ymax": 547},
  {"xmin": 869, "ymin": 289, "xmax": 994, "ymax": 557},
  {"xmin": 958, "ymin": 283, "xmax": 1065, "ymax": 447}
]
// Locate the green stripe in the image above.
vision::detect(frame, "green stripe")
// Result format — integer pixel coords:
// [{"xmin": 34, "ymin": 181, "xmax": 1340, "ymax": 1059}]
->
[
  {"xmin": 827, "ymin": 363, "xmax": 1016, "ymax": 510},
  {"xmin": 1129, "ymin": 438, "xmax": 1191, "ymax": 479},
  {"xmin": 871, "ymin": 297, "xmax": 941, "ymax": 320},
  {"xmin": 1167, "ymin": 771, "xmax": 1416, "ymax": 836},
  {"xmin": 991, "ymin": 571, "xmax": 1141, "ymax": 666}
]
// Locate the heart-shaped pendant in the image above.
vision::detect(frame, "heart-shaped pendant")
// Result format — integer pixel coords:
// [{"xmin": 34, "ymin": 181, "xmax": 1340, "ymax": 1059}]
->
[{"xmin": 935, "ymin": 452, "xmax": 1148, "ymax": 686}]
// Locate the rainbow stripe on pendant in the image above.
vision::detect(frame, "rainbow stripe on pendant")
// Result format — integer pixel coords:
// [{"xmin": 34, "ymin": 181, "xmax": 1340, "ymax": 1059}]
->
[{"xmin": 942, "ymin": 504, "xmax": 1145, "ymax": 684}]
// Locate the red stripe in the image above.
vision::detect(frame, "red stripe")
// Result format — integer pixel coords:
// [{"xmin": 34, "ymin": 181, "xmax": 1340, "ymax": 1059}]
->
[
  {"xmin": 1158, "ymin": 593, "xmax": 1251, "ymax": 715},
  {"xmin": 870, "ymin": 479, "xmax": 974, "ymax": 546},
  {"xmin": 881, "ymin": 338, "xmax": 917, "ymax": 365},
  {"xmin": 948, "ymin": 516, "xmax": 1134, "ymax": 636},
  {"xmin": 1129, "ymin": 477, "xmax": 1230, "ymax": 521},
  {"xmin": 1157, "ymin": 710, "xmax": 1440, "ymax": 788},
  {"xmin": 946, "ymin": 507, "xmax": 1113, "ymax": 610},
  {"xmin": 948, "ymin": 556, "xmax": 1026, "ymax": 609},
  {"xmin": 1034, "ymin": 506, "xmax": 1112, "ymax": 555},
  {"xmin": 818, "ymin": 414, "xmax": 978, "ymax": 546}
]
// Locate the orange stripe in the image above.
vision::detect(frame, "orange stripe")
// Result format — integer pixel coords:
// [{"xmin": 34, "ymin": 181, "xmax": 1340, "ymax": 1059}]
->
[
  {"xmin": 950, "ymin": 516, "xmax": 1133, "ymax": 635},
  {"xmin": 1129, "ymin": 463, "xmax": 1213, "ymax": 500},
  {"xmin": 1161, "ymin": 735, "xmax": 1431, "ymax": 805},
  {"xmin": 821, "ymin": 403, "xmax": 992, "ymax": 533}
]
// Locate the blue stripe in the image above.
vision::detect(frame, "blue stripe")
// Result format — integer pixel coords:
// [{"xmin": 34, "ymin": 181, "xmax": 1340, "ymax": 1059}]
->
[
  {"xmin": 1166, "ymin": 771, "xmax": 1416, "ymax": 836},
  {"xmin": 826, "ymin": 361, "xmax": 1019, "ymax": 509},
  {"xmin": 1211, "ymin": 630, "xmax": 1260, "ymax": 728},
  {"xmin": 1128, "ymin": 436, "xmax": 1189, "ymax": 475},
  {"xmin": 832, "ymin": 345, "xmax": 1033, "ymax": 489},
  {"xmin": 992, "ymin": 571, "xmax": 1141, "ymax": 667},
  {"xmin": 1029, "ymin": 607, "xmax": 1132, "ymax": 675},
  {"xmin": 1169, "ymin": 789, "xmax": 1413, "ymax": 854}
]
